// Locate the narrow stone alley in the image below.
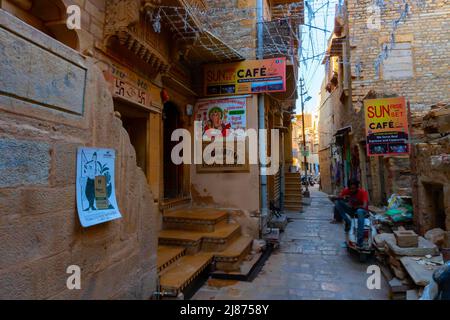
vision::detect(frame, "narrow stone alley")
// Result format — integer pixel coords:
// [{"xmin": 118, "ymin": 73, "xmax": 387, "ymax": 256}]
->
[{"xmin": 193, "ymin": 187, "xmax": 389, "ymax": 300}]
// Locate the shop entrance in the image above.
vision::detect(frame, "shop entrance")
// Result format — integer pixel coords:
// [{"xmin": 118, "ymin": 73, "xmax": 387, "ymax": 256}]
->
[
  {"xmin": 114, "ymin": 100, "xmax": 149, "ymax": 177},
  {"xmin": 423, "ymin": 182, "xmax": 446, "ymax": 230},
  {"xmin": 163, "ymin": 102, "xmax": 184, "ymax": 200}
]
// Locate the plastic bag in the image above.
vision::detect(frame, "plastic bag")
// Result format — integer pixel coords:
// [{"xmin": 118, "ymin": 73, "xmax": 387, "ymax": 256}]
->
[
  {"xmin": 387, "ymin": 194, "xmax": 402, "ymax": 210},
  {"xmin": 420, "ymin": 279, "xmax": 439, "ymax": 300}
]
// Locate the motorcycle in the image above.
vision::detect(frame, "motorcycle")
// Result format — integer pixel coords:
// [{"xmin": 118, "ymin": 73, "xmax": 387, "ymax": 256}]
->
[
  {"xmin": 345, "ymin": 210, "xmax": 377, "ymax": 262},
  {"xmin": 301, "ymin": 175, "xmax": 315, "ymax": 186},
  {"xmin": 329, "ymin": 195, "xmax": 377, "ymax": 262}
]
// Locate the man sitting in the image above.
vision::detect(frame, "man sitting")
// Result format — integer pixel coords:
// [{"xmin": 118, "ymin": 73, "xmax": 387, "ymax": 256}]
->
[{"xmin": 334, "ymin": 179, "xmax": 369, "ymax": 248}]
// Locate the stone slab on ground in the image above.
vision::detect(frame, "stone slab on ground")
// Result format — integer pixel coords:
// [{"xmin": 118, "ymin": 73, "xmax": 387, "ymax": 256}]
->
[
  {"xmin": 400, "ymin": 256, "xmax": 443, "ymax": 286},
  {"xmin": 388, "ymin": 277, "xmax": 413, "ymax": 293},
  {"xmin": 385, "ymin": 235, "xmax": 439, "ymax": 256},
  {"xmin": 407, "ymin": 289, "xmax": 419, "ymax": 300}
]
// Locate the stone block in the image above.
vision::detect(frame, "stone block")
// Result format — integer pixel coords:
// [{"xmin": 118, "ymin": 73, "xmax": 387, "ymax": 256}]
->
[
  {"xmin": 394, "ymin": 229, "xmax": 419, "ymax": 248},
  {"xmin": 52, "ymin": 142, "xmax": 81, "ymax": 186},
  {"xmin": 22, "ymin": 186, "xmax": 76, "ymax": 215},
  {"xmin": 0, "ymin": 17, "xmax": 86, "ymax": 115},
  {"xmin": 85, "ymin": 0, "xmax": 105, "ymax": 22},
  {"xmin": 140, "ymin": 270, "xmax": 158, "ymax": 299},
  {"xmin": 385, "ymin": 235, "xmax": 439, "ymax": 257},
  {"xmin": 84, "ymin": 254, "xmax": 140, "ymax": 299},
  {"xmin": 0, "ymin": 210, "xmax": 76, "ymax": 269},
  {"xmin": 0, "ymin": 251, "xmax": 71, "ymax": 299},
  {"xmin": 0, "ymin": 138, "xmax": 50, "ymax": 188},
  {"xmin": 424, "ymin": 228, "xmax": 446, "ymax": 247}
]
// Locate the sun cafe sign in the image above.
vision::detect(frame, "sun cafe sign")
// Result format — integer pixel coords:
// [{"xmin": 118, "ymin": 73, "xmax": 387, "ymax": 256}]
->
[
  {"xmin": 204, "ymin": 58, "xmax": 286, "ymax": 96},
  {"xmin": 364, "ymin": 97, "xmax": 409, "ymax": 156}
]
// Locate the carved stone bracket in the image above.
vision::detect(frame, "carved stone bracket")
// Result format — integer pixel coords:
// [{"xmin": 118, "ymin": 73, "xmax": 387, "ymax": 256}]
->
[{"xmin": 104, "ymin": 0, "xmax": 170, "ymax": 75}]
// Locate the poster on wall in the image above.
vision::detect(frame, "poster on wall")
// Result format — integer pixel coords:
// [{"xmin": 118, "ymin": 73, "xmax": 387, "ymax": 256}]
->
[
  {"xmin": 204, "ymin": 58, "xmax": 286, "ymax": 96},
  {"xmin": 364, "ymin": 97, "xmax": 409, "ymax": 156},
  {"xmin": 195, "ymin": 97, "xmax": 247, "ymax": 141},
  {"xmin": 195, "ymin": 97, "xmax": 249, "ymax": 172},
  {"xmin": 76, "ymin": 147, "xmax": 122, "ymax": 227}
]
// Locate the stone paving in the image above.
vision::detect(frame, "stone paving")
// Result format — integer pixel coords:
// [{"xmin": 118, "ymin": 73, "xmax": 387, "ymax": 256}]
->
[{"xmin": 192, "ymin": 187, "xmax": 389, "ymax": 300}]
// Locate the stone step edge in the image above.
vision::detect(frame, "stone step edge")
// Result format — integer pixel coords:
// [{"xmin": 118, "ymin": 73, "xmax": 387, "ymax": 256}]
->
[
  {"xmin": 159, "ymin": 224, "xmax": 241, "ymax": 245},
  {"xmin": 162, "ymin": 215, "xmax": 227, "ymax": 225},
  {"xmin": 214, "ymin": 245, "xmax": 252, "ymax": 263},
  {"xmin": 157, "ymin": 248, "xmax": 187, "ymax": 274},
  {"xmin": 159, "ymin": 255, "xmax": 214, "ymax": 294}
]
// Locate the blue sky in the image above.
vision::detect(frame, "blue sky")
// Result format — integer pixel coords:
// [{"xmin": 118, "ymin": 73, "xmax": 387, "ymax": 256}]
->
[{"xmin": 295, "ymin": 0, "xmax": 338, "ymax": 115}]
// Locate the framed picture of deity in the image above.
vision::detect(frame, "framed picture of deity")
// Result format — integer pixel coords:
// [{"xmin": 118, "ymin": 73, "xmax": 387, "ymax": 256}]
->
[{"xmin": 194, "ymin": 96, "xmax": 250, "ymax": 173}]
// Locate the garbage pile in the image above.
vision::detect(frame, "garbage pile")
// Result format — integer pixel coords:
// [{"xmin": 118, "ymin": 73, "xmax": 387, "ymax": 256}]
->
[{"xmin": 370, "ymin": 194, "xmax": 413, "ymax": 230}]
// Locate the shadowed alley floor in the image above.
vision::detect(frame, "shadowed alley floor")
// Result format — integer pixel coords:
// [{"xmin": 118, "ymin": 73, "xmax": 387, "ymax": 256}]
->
[{"xmin": 192, "ymin": 187, "xmax": 389, "ymax": 300}]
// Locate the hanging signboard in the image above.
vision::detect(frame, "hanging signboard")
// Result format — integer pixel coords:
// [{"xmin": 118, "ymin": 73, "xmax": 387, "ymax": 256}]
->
[
  {"xmin": 364, "ymin": 97, "xmax": 409, "ymax": 156},
  {"xmin": 204, "ymin": 58, "xmax": 286, "ymax": 96},
  {"xmin": 76, "ymin": 147, "xmax": 122, "ymax": 227},
  {"xmin": 195, "ymin": 97, "xmax": 249, "ymax": 172}
]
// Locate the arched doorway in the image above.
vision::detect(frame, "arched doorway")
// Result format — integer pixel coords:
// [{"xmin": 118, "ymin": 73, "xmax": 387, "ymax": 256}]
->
[
  {"xmin": 163, "ymin": 102, "xmax": 184, "ymax": 200},
  {"xmin": 1, "ymin": 0, "xmax": 79, "ymax": 50}
]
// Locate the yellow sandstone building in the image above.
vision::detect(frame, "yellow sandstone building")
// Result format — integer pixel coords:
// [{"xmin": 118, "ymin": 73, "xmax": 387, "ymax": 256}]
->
[{"xmin": 0, "ymin": 0, "xmax": 305, "ymax": 299}]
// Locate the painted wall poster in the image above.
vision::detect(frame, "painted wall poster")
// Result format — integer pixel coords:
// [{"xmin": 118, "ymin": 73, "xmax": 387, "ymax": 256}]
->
[
  {"xmin": 195, "ymin": 97, "xmax": 249, "ymax": 172},
  {"xmin": 76, "ymin": 147, "xmax": 122, "ymax": 227},
  {"xmin": 204, "ymin": 58, "xmax": 286, "ymax": 96},
  {"xmin": 364, "ymin": 97, "xmax": 409, "ymax": 156},
  {"xmin": 195, "ymin": 97, "xmax": 247, "ymax": 141}
]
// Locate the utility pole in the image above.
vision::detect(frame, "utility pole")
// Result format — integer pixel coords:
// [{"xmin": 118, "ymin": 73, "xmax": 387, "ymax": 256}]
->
[
  {"xmin": 299, "ymin": 78, "xmax": 310, "ymax": 197},
  {"xmin": 256, "ymin": 0, "xmax": 268, "ymax": 234}
]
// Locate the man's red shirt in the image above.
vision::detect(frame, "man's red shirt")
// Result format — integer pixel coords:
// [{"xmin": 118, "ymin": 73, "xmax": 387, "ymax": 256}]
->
[{"xmin": 339, "ymin": 188, "xmax": 369, "ymax": 210}]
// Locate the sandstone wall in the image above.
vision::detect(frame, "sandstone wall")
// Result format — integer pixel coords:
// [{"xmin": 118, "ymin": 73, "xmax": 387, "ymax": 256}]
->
[
  {"xmin": 189, "ymin": 95, "xmax": 260, "ymax": 239},
  {"xmin": 348, "ymin": 0, "xmax": 449, "ymax": 118},
  {"xmin": 0, "ymin": 10, "xmax": 158, "ymax": 299},
  {"xmin": 339, "ymin": 0, "xmax": 449, "ymax": 203},
  {"xmin": 412, "ymin": 138, "xmax": 450, "ymax": 234},
  {"xmin": 204, "ymin": 0, "xmax": 258, "ymax": 59}
]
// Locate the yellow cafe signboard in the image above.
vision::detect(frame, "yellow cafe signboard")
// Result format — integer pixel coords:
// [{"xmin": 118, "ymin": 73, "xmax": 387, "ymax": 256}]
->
[
  {"xmin": 364, "ymin": 97, "xmax": 409, "ymax": 156},
  {"xmin": 204, "ymin": 58, "xmax": 286, "ymax": 96}
]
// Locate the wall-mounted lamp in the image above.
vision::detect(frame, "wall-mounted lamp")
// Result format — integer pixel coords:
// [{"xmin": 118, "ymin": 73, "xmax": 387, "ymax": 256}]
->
[{"xmin": 186, "ymin": 104, "xmax": 194, "ymax": 116}]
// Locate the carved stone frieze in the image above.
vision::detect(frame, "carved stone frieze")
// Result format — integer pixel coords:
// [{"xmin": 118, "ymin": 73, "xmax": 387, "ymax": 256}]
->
[{"xmin": 104, "ymin": 0, "xmax": 170, "ymax": 75}]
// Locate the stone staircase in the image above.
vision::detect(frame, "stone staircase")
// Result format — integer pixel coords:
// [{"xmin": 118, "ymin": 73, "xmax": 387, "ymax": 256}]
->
[
  {"xmin": 284, "ymin": 172, "xmax": 303, "ymax": 212},
  {"xmin": 157, "ymin": 208, "xmax": 253, "ymax": 297}
]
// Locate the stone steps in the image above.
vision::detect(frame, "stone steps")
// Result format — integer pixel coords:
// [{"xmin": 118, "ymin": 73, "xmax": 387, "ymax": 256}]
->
[
  {"xmin": 157, "ymin": 246, "xmax": 186, "ymax": 273},
  {"xmin": 284, "ymin": 205, "xmax": 303, "ymax": 212},
  {"xmin": 285, "ymin": 193, "xmax": 302, "ymax": 200},
  {"xmin": 163, "ymin": 208, "xmax": 228, "ymax": 232},
  {"xmin": 158, "ymin": 207, "xmax": 255, "ymax": 298},
  {"xmin": 214, "ymin": 235, "xmax": 253, "ymax": 271},
  {"xmin": 284, "ymin": 172, "xmax": 302, "ymax": 212},
  {"xmin": 159, "ymin": 253, "xmax": 214, "ymax": 295}
]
